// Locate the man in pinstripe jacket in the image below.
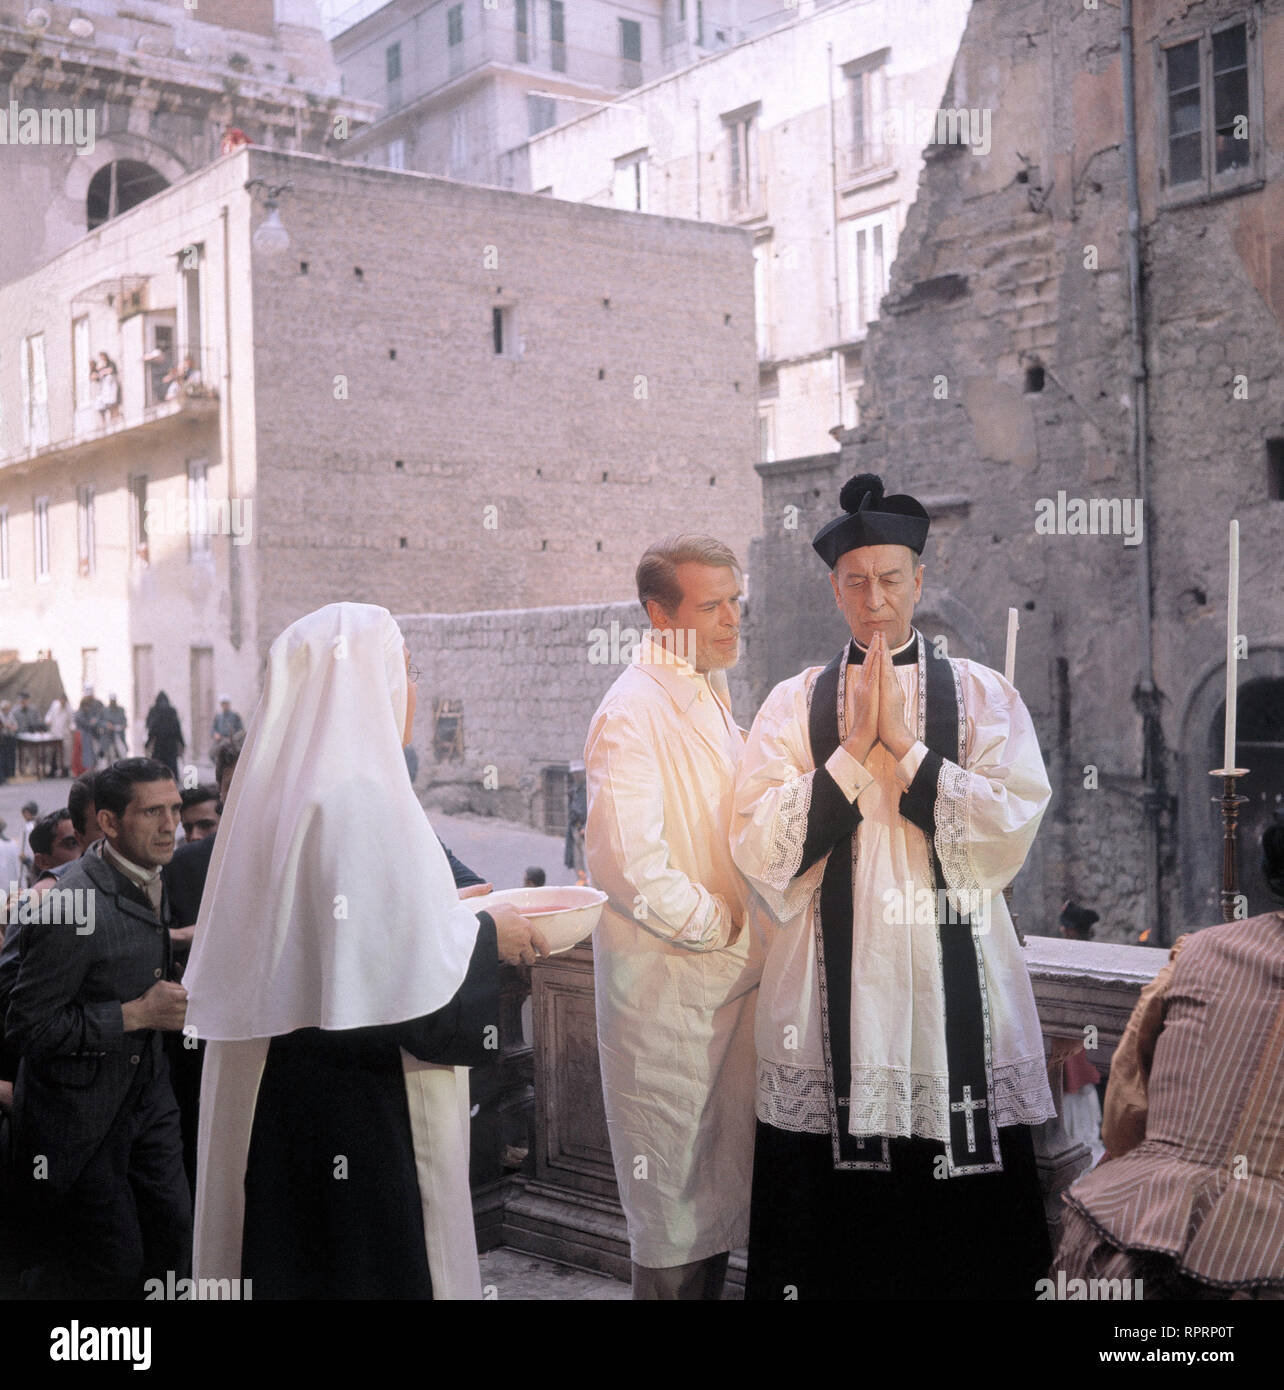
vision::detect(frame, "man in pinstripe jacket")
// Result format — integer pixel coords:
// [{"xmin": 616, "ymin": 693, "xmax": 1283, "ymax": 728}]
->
[{"xmin": 6, "ymin": 758, "xmax": 192, "ymax": 1299}]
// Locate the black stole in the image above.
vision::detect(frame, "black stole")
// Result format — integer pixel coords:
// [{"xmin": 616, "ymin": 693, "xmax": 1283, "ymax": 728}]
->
[{"xmin": 807, "ymin": 632, "xmax": 1001, "ymax": 1175}]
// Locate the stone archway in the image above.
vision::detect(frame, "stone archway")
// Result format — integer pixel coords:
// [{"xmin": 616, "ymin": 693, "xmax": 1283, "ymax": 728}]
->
[
  {"xmin": 61, "ymin": 135, "xmax": 188, "ymax": 233},
  {"xmin": 1178, "ymin": 644, "xmax": 1284, "ymax": 927},
  {"xmin": 86, "ymin": 160, "xmax": 171, "ymax": 229}
]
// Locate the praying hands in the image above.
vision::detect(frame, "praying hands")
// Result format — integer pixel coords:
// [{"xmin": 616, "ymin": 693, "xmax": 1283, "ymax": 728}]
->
[{"xmin": 841, "ymin": 632, "xmax": 916, "ymax": 765}]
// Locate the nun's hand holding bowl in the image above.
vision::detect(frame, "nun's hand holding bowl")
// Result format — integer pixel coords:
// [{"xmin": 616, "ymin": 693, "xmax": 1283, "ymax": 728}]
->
[{"xmin": 489, "ymin": 902, "xmax": 551, "ymax": 966}]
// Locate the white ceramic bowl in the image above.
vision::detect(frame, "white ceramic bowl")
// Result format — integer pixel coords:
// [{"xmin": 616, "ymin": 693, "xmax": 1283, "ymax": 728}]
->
[{"xmin": 475, "ymin": 885, "xmax": 607, "ymax": 956}]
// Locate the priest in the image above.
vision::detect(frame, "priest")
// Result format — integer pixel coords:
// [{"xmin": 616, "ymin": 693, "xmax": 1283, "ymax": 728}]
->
[{"xmin": 731, "ymin": 474, "xmax": 1056, "ymax": 1299}]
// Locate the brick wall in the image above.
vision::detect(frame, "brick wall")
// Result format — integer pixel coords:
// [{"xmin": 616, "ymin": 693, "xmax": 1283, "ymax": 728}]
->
[{"xmin": 247, "ymin": 150, "xmax": 761, "ymax": 645}]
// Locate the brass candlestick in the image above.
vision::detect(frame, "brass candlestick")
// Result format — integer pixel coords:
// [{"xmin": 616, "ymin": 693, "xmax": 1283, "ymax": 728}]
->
[{"xmin": 1210, "ymin": 768, "xmax": 1250, "ymax": 922}]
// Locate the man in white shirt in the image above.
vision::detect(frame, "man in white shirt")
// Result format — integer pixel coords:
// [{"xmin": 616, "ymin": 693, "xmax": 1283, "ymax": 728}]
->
[{"xmin": 585, "ymin": 535, "xmax": 765, "ymax": 1300}]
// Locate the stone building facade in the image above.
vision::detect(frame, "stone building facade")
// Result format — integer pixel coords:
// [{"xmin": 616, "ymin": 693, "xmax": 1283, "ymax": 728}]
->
[
  {"xmin": 0, "ymin": 145, "xmax": 758, "ymax": 758},
  {"xmin": 330, "ymin": 0, "xmax": 783, "ymax": 187},
  {"xmin": 753, "ymin": 0, "xmax": 1284, "ymax": 943},
  {"xmin": 0, "ymin": 0, "xmax": 375, "ymax": 288},
  {"xmin": 520, "ymin": 0, "xmax": 972, "ymax": 462}
]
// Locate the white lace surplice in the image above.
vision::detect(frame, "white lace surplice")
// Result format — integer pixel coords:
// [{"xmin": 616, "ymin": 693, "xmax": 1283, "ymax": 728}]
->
[{"xmin": 730, "ymin": 642, "xmax": 1056, "ymax": 1144}]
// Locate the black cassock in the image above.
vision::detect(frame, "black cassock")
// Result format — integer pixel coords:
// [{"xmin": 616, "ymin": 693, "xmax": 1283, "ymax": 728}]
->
[
  {"xmin": 240, "ymin": 913, "xmax": 497, "ymax": 1299},
  {"xmin": 745, "ymin": 637, "xmax": 1051, "ymax": 1301}
]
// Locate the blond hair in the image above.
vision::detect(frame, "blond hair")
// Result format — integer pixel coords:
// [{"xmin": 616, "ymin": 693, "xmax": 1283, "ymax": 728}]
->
[{"xmin": 636, "ymin": 535, "xmax": 741, "ymax": 618}]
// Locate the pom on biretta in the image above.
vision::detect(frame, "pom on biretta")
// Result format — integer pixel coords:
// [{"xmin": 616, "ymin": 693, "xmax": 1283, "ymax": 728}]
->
[{"xmin": 810, "ymin": 473, "xmax": 930, "ymax": 569}]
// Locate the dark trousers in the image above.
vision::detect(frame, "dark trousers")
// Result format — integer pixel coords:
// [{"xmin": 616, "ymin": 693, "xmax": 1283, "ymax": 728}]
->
[
  {"xmin": 632, "ymin": 1251, "xmax": 730, "ymax": 1300},
  {"xmin": 25, "ymin": 1069, "xmax": 192, "ymax": 1299}
]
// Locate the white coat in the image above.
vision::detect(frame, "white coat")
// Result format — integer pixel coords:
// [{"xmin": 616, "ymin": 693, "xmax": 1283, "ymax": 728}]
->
[{"xmin": 585, "ymin": 634, "xmax": 766, "ymax": 1268}]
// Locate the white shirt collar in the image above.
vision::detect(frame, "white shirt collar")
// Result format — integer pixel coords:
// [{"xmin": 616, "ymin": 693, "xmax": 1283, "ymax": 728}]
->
[{"xmin": 102, "ymin": 839, "xmax": 161, "ymax": 885}]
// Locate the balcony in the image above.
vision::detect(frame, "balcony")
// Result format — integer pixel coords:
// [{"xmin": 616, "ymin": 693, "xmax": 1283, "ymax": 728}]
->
[
  {"xmin": 142, "ymin": 344, "xmax": 218, "ymax": 412},
  {"xmin": 3, "ymin": 345, "xmax": 220, "ymax": 473}
]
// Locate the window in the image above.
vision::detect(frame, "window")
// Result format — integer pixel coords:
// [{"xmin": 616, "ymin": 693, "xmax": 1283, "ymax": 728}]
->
[
  {"xmin": 758, "ymin": 408, "xmax": 775, "ymax": 463},
  {"xmin": 1160, "ymin": 19, "xmax": 1259, "ymax": 199},
  {"xmin": 840, "ymin": 209, "xmax": 895, "ymax": 336},
  {"xmin": 86, "ymin": 161, "xmax": 168, "ymax": 230},
  {"xmin": 843, "ymin": 53, "xmax": 889, "ymax": 179},
  {"xmin": 448, "ymin": 5, "xmax": 464, "ymax": 74},
  {"xmin": 541, "ymin": 764, "xmax": 569, "ymax": 834},
  {"xmin": 73, "ymin": 315, "xmax": 92, "ymax": 413},
  {"xmin": 133, "ymin": 645, "xmax": 154, "ymax": 729},
  {"xmin": 178, "ymin": 244, "xmax": 203, "ymax": 368},
  {"xmin": 188, "ymin": 459, "xmax": 210, "ymax": 558},
  {"xmin": 386, "ymin": 138, "xmax": 406, "ymax": 170},
  {"xmin": 612, "ymin": 150, "xmax": 648, "ymax": 210},
  {"xmin": 0, "ymin": 507, "xmax": 9, "ymax": 584},
  {"xmin": 433, "ymin": 698, "xmax": 464, "ymax": 761},
  {"xmin": 449, "ymin": 110, "xmax": 467, "ymax": 176},
  {"xmin": 82, "ymin": 648, "xmax": 98, "ymax": 693},
  {"xmin": 386, "ymin": 41, "xmax": 402, "ymax": 106},
  {"xmin": 528, "ymin": 95, "xmax": 557, "ymax": 136},
  {"xmin": 842, "ymin": 348, "xmax": 863, "ymax": 429},
  {"xmin": 145, "ymin": 316, "xmax": 175, "ymax": 408},
  {"xmin": 190, "ymin": 646, "xmax": 214, "ymax": 762},
  {"xmin": 515, "ymin": 0, "xmax": 531, "ymax": 63},
  {"xmin": 33, "ymin": 496, "xmax": 50, "ymax": 580},
  {"xmin": 549, "ymin": 0, "xmax": 566, "ymax": 72},
  {"xmin": 492, "ymin": 304, "xmax": 519, "ymax": 357},
  {"xmin": 129, "ymin": 474, "xmax": 149, "ymax": 567},
  {"xmin": 619, "ymin": 18, "xmax": 642, "ymax": 87},
  {"xmin": 723, "ymin": 106, "xmax": 762, "ymax": 219},
  {"xmin": 20, "ymin": 334, "xmax": 49, "ymax": 450},
  {"xmin": 77, "ymin": 484, "xmax": 96, "ymax": 576},
  {"xmin": 1267, "ymin": 438, "xmax": 1284, "ymax": 500},
  {"xmin": 753, "ymin": 236, "xmax": 772, "ymax": 358}
]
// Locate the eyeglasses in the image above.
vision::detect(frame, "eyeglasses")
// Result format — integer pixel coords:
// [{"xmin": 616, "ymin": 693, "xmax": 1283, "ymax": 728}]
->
[{"xmin": 407, "ymin": 664, "xmax": 421, "ymax": 685}]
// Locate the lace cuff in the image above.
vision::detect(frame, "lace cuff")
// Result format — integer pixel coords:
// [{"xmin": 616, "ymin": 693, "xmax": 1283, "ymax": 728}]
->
[
  {"xmin": 756, "ymin": 1059, "xmax": 830, "ymax": 1134},
  {"xmin": 761, "ymin": 773, "xmax": 813, "ymax": 893},
  {"xmin": 934, "ymin": 756, "xmax": 982, "ymax": 919}
]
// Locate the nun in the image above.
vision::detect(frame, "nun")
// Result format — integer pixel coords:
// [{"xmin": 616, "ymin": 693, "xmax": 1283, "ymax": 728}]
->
[{"xmin": 184, "ymin": 603, "xmax": 545, "ymax": 1299}]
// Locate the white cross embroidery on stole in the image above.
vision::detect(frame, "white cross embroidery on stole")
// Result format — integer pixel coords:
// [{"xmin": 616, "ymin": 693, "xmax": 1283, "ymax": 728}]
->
[{"xmin": 950, "ymin": 1085, "xmax": 987, "ymax": 1154}]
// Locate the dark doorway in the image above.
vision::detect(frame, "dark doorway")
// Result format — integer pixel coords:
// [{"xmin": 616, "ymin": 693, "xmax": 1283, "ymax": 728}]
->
[{"xmin": 1212, "ymin": 677, "xmax": 1284, "ymax": 917}]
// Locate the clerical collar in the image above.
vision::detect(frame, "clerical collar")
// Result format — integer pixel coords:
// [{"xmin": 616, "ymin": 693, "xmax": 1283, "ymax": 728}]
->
[{"xmin": 850, "ymin": 629, "xmax": 919, "ymax": 666}]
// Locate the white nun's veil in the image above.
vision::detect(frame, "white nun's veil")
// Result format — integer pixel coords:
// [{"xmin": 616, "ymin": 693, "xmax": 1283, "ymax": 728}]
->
[{"xmin": 184, "ymin": 602, "xmax": 482, "ymax": 1041}]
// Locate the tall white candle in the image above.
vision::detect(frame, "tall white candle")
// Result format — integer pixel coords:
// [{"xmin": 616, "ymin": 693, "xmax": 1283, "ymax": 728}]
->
[
  {"xmin": 1225, "ymin": 520, "xmax": 1239, "ymax": 772},
  {"xmin": 1004, "ymin": 608, "xmax": 1018, "ymax": 685}
]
